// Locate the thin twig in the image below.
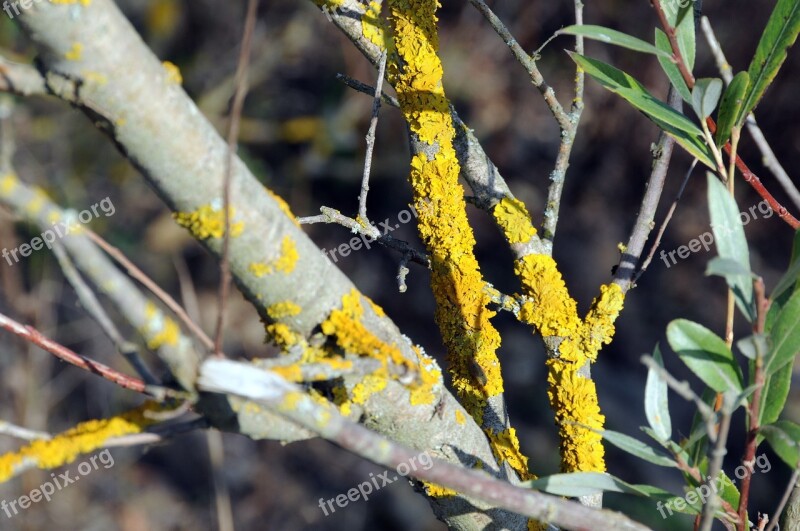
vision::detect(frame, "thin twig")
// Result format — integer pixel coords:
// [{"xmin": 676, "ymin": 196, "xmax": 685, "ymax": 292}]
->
[
  {"xmin": 103, "ymin": 418, "xmax": 209, "ymax": 447},
  {"xmin": 466, "ymin": 0, "xmax": 570, "ymax": 130},
  {"xmin": 0, "ymin": 421, "xmax": 51, "ymax": 441},
  {"xmin": 0, "ymin": 311, "xmax": 150, "ymax": 395},
  {"xmin": 634, "ymin": 159, "xmax": 698, "ymax": 282},
  {"xmin": 336, "ymin": 73, "xmax": 400, "ymax": 108},
  {"xmin": 50, "ymin": 240, "xmax": 160, "ymax": 385},
  {"xmin": 615, "ymin": 88, "xmax": 681, "ymax": 290},
  {"xmin": 216, "ymin": 0, "xmax": 260, "ymax": 357},
  {"xmin": 85, "ymin": 229, "xmax": 216, "ymax": 351},
  {"xmin": 766, "ymin": 467, "xmax": 800, "ymax": 531},
  {"xmin": 700, "ymin": 408, "xmax": 734, "ymax": 531},
  {"xmin": 358, "ymin": 51, "xmax": 387, "ymax": 223},
  {"xmin": 542, "ymin": 0, "xmax": 586, "ymax": 243},
  {"xmin": 699, "ymin": 16, "xmax": 800, "ymax": 211}
]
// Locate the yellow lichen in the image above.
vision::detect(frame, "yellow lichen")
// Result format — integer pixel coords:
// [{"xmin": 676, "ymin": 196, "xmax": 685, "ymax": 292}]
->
[
  {"xmin": 249, "ymin": 236, "xmax": 298, "ymax": 277},
  {"xmin": 64, "ymin": 43, "xmax": 83, "ymax": 61},
  {"xmin": 173, "ymin": 204, "xmax": 244, "ymax": 240},
  {"xmin": 50, "ymin": 0, "xmax": 91, "ymax": 4},
  {"xmin": 0, "ymin": 402, "xmax": 160, "ymax": 482},
  {"xmin": 514, "ymin": 252, "xmax": 625, "ymax": 472},
  {"xmin": 409, "ymin": 349, "xmax": 441, "ymax": 406},
  {"xmin": 266, "ymin": 188, "xmax": 301, "ymax": 228},
  {"xmin": 454, "ymin": 409, "xmax": 465, "ymax": 425},
  {"xmin": 265, "ymin": 323, "xmax": 299, "ymax": 349},
  {"xmin": 423, "ymin": 482, "xmax": 457, "ymax": 498},
  {"xmin": 491, "ymin": 197, "xmax": 537, "ymax": 244},
  {"xmin": 350, "ymin": 374, "xmax": 387, "ymax": 405},
  {"xmin": 142, "ymin": 302, "xmax": 180, "ymax": 349},
  {"xmin": 162, "ymin": 61, "xmax": 183, "ymax": 85},
  {"xmin": 267, "ymin": 301, "xmax": 302, "ymax": 320},
  {"xmin": 487, "ymin": 427, "xmax": 533, "ymax": 480},
  {"xmin": 0, "ymin": 173, "xmax": 18, "ymax": 195},
  {"xmin": 269, "ymin": 364, "xmax": 303, "ymax": 382},
  {"xmin": 82, "ymin": 71, "xmax": 108, "ymax": 85},
  {"xmin": 362, "ymin": 1, "xmax": 390, "ymax": 49}
]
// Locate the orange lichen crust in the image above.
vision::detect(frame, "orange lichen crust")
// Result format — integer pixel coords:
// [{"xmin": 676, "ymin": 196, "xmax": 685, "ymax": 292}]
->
[
  {"xmin": 387, "ymin": 0, "xmax": 529, "ymax": 481},
  {"xmin": 515, "ymin": 254, "xmax": 625, "ymax": 472},
  {"xmin": 0, "ymin": 402, "xmax": 163, "ymax": 483}
]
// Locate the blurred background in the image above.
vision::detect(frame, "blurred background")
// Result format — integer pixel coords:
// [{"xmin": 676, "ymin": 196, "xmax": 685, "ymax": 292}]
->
[{"xmin": 0, "ymin": 0, "xmax": 798, "ymax": 529}]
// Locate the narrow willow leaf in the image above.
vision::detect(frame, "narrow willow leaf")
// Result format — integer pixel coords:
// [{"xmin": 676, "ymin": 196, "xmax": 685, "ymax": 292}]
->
[
  {"xmin": 759, "ymin": 359, "xmax": 793, "ymax": 426},
  {"xmin": 708, "ymin": 174, "xmax": 756, "ymax": 321},
  {"xmin": 569, "ymin": 52, "xmax": 715, "ymax": 168},
  {"xmin": 558, "ymin": 25, "xmax": 673, "ymax": 58},
  {"xmin": 761, "ymin": 421, "xmax": 800, "ymax": 467},
  {"xmin": 655, "ymin": 29, "xmax": 692, "ymax": 102},
  {"xmin": 525, "ymin": 472, "xmax": 650, "ymax": 497},
  {"xmin": 667, "ymin": 319, "xmax": 744, "ymax": 393},
  {"xmin": 738, "ymin": 0, "xmax": 800, "ymax": 124},
  {"xmin": 599, "ymin": 429, "xmax": 678, "ymax": 467},
  {"xmin": 706, "ymin": 257, "xmax": 752, "ymax": 279},
  {"xmin": 660, "ymin": 0, "xmax": 696, "ymax": 69},
  {"xmin": 771, "ymin": 228, "xmax": 800, "ymax": 302},
  {"xmin": 765, "ymin": 289, "xmax": 800, "ymax": 375},
  {"xmin": 736, "ymin": 334, "xmax": 768, "ymax": 360},
  {"xmin": 645, "ymin": 345, "xmax": 672, "ymax": 441},
  {"xmin": 716, "ymin": 72, "xmax": 750, "ymax": 147},
  {"xmin": 691, "ymin": 78, "xmax": 723, "ymax": 119}
]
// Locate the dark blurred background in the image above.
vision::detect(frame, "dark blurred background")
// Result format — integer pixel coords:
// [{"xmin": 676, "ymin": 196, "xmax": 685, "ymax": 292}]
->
[{"xmin": 0, "ymin": 0, "xmax": 798, "ymax": 529}]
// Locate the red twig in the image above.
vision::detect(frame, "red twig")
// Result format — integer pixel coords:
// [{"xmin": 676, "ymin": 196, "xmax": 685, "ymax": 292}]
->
[
  {"xmin": 0, "ymin": 311, "xmax": 146, "ymax": 394},
  {"xmin": 737, "ymin": 279, "xmax": 770, "ymax": 530},
  {"xmin": 649, "ymin": 0, "xmax": 800, "ymax": 230}
]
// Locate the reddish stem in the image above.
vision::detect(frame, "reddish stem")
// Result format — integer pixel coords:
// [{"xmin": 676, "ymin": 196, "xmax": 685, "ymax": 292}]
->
[{"xmin": 0, "ymin": 311, "xmax": 146, "ymax": 394}]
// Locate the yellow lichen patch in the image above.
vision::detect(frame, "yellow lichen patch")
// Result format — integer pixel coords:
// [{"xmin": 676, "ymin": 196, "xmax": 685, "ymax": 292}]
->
[
  {"xmin": 267, "ymin": 301, "xmax": 302, "ymax": 320},
  {"xmin": 266, "ymin": 188, "xmax": 300, "ymax": 227},
  {"xmin": 249, "ymin": 236, "xmax": 298, "ymax": 277},
  {"xmin": 409, "ymin": 349, "xmax": 441, "ymax": 406},
  {"xmin": 486, "ymin": 427, "xmax": 533, "ymax": 480},
  {"xmin": 173, "ymin": 204, "xmax": 244, "ymax": 240},
  {"xmin": 64, "ymin": 42, "xmax": 83, "ymax": 61},
  {"xmin": 265, "ymin": 323, "xmax": 299, "ymax": 349},
  {"xmin": 364, "ymin": 296, "xmax": 386, "ymax": 318},
  {"xmin": 0, "ymin": 173, "xmax": 18, "ymax": 195},
  {"xmin": 0, "ymin": 402, "xmax": 160, "ymax": 483},
  {"xmin": 269, "ymin": 364, "xmax": 303, "ymax": 382},
  {"xmin": 332, "ymin": 384, "xmax": 353, "ymax": 417},
  {"xmin": 454, "ymin": 409, "xmax": 465, "ymax": 425},
  {"xmin": 491, "ymin": 197, "xmax": 537, "ymax": 245},
  {"xmin": 423, "ymin": 482, "xmax": 457, "ymax": 498},
  {"xmin": 141, "ymin": 302, "xmax": 180, "ymax": 349},
  {"xmin": 162, "ymin": 61, "xmax": 183, "ymax": 85},
  {"xmin": 25, "ymin": 187, "xmax": 50, "ymax": 216},
  {"xmin": 50, "ymin": 0, "xmax": 91, "ymax": 4},
  {"xmin": 321, "ymin": 289, "xmax": 413, "ymax": 376},
  {"xmin": 362, "ymin": 1, "xmax": 390, "ymax": 49},
  {"xmin": 514, "ymin": 252, "xmax": 625, "ymax": 472},
  {"xmin": 350, "ymin": 374, "xmax": 387, "ymax": 405}
]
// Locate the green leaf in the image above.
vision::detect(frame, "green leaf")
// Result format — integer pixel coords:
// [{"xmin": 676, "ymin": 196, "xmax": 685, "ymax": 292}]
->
[
  {"xmin": 660, "ymin": 0, "xmax": 696, "ymax": 69},
  {"xmin": 569, "ymin": 52, "xmax": 715, "ymax": 168},
  {"xmin": 525, "ymin": 472, "xmax": 650, "ymax": 497},
  {"xmin": 667, "ymin": 319, "xmax": 744, "ymax": 393},
  {"xmin": 708, "ymin": 174, "xmax": 756, "ymax": 321},
  {"xmin": 759, "ymin": 358, "xmax": 793, "ymax": 426},
  {"xmin": 770, "ymin": 228, "xmax": 800, "ymax": 302},
  {"xmin": 691, "ymin": 78, "xmax": 723, "ymax": 119},
  {"xmin": 736, "ymin": 334, "xmax": 768, "ymax": 360},
  {"xmin": 558, "ymin": 25, "xmax": 673, "ymax": 58},
  {"xmin": 599, "ymin": 429, "xmax": 678, "ymax": 467},
  {"xmin": 765, "ymin": 289, "xmax": 800, "ymax": 375},
  {"xmin": 761, "ymin": 421, "xmax": 800, "ymax": 468},
  {"xmin": 655, "ymin": 29, "xmax": 692, "ymax": 103},
  {"xmin": 715, "ymin": 72, "xmax": 750, "ymax": 146},
  {"xmin": 706, "ymin": 257, "xmax": 753, "ymax": 279},
  {"xmin": 738, "ymin": 0, "xmax": 800, "ymax": 124},
  {"xmin": 645, "ymin": 345, "xmax": 672, "ymax": 441}
]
